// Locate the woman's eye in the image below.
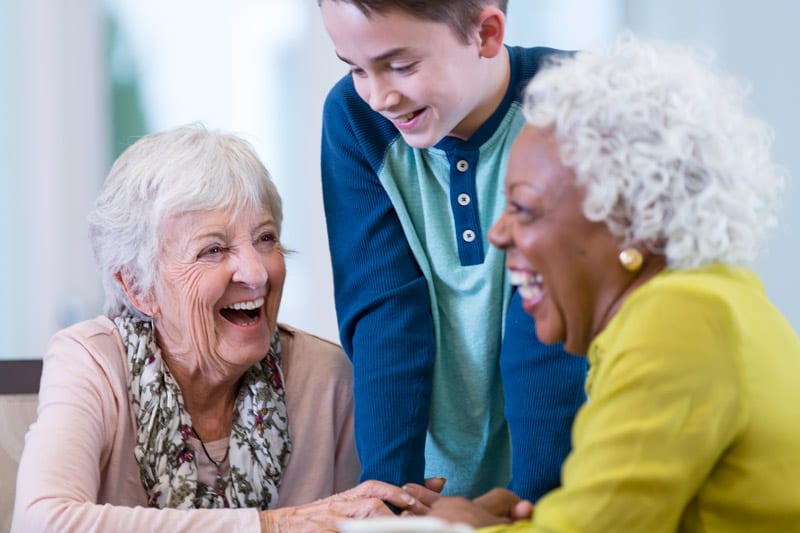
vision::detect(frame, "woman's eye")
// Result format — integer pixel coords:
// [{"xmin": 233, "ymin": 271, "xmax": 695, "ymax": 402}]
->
[
  {"xmin": 508, "ymin": 201, "xmax": 536, "ymax": 220},
  {"xmin": 199, "ymin": 245, "xmax": 224, "ymax": 258},
  {"xmin": 256, "ymin": 232, "xmax": 278, "ymax": 249},
  {"xmin": 508, "ymin": 202, "xmax": 524, "ymax": 214}
]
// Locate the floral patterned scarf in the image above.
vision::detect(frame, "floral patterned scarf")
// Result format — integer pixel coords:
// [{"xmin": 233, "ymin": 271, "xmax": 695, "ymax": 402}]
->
[{"xmin": 115, "ymin": 312, "xmax": 291, "ymax": 510}]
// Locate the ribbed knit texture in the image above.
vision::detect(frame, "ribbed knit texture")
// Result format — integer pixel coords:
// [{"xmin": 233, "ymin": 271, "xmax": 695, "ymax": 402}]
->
[{"xmin": 320, "ymin": 45, "xmax": 587, "ymax": 499}]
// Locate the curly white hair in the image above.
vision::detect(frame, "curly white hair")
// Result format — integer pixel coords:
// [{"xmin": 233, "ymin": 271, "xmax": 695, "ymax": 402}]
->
[{"xmin": 522, "ymin": 32, "xmax": 787, "ymax": 269}]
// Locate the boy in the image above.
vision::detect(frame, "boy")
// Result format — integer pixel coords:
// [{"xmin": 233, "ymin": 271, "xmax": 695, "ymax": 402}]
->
[{"xmin": 318, "ymin": 0, "xmax": 587, "ymax": 499}]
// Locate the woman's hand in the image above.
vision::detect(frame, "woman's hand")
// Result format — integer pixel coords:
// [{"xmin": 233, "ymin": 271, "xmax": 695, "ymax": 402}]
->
[
  {"xmin": 424, "ymin": 488, "xmax": 533, "ymax": 528},
  {"xmin": 473, "ymin": 488, "xmax": 533, "ymax": 522},
  {"xmin": 259, "ymin": 480, "xmax": 432, "ymax": 532}
]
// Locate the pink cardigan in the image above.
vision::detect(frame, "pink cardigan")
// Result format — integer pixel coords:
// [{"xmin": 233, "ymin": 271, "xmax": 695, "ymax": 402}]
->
[{"xmin": 12, "ymin": 317, "xmax": 360, "ymax": 532}]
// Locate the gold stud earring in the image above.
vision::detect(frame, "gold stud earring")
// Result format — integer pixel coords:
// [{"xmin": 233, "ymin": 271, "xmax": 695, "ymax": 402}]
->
[{"xmin": 619, "ymin": 248, "xmax": 643, "ymax": 272}]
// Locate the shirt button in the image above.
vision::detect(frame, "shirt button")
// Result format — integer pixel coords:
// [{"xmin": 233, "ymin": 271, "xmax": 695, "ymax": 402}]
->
[
  {"xmin": 462, "ymin": 229, "xmax": 476, "ymax": 243},
  {"xmin": 456, "ymin": 159, "xmax": 469, "ymax": 172},
  {"xmin": 457, "ymin": 193, "xmax": 471, "ymax": 206}
]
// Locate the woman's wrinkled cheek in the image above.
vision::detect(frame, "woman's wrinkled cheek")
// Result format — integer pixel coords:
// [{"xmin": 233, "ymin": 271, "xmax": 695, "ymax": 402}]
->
[
  {"xmin": 156, "ymin": 263, "xmax": 217, "ymax": 362},
  {"xmin": 181, "ymin": 269, "xmax": 219, "ymax": 361}
]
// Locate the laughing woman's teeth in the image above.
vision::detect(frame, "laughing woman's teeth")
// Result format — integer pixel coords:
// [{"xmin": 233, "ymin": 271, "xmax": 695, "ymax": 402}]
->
[
  {"xmin": 510, "ymin": 271, "xmax": 531, "ymax": 286},
  {"xmin": 519, "ymin": 283, "xmax": 542, "ymax": 301},
  {"xmin": 226, "ymin": 297, "xmax": 264, "ymax": 311},
  {"xmin": 510, "ymin": 271, "xmax": 544, "ymax": 302}
]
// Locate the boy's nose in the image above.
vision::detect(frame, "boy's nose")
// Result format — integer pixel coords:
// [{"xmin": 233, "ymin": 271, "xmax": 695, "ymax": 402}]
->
[
  {"xmin": 232, "ymin": 245, "xmax": 269, "ymax": 288},
  {"xmin": 368, "ymin": 78, "xmax": 400, "ymax": 111}
]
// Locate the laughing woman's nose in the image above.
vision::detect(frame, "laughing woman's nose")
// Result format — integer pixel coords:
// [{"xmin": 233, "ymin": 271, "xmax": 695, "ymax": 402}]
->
[
  {"xmin": 232, "ymin": 243, "xmax": 269, "ymax": 288},
  {"xmin": 488, "ymin": 211, "xmax": 511, "ymax": 250}
]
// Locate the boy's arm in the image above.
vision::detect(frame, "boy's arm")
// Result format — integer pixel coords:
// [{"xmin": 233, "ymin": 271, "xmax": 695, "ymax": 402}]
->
[
  {"xmin": 320, "ymin": 83, "xmax": 435, "ymax": 487},
  {"xmin": 501, "ymin": 292, "xmax": 588, "ymax": 501}
]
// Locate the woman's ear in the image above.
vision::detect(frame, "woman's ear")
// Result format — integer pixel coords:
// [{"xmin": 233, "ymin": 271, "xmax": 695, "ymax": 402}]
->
[
  {"xmin": 476, "ymin": 7, "xmax": 506, "ymax": 58},
  {"xmin": 114, "ymin": 271, "xmax": 158, "ymax": 317}
]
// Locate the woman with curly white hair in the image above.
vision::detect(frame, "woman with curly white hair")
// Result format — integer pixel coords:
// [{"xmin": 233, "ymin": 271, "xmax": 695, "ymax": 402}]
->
[{"xmin": 404, "ymin": 33, "xmax": 800, "ymax": 531}]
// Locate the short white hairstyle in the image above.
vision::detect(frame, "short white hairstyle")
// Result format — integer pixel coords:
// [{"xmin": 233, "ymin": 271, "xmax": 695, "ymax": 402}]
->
[
  {"xmin": 88, "ymin": 124, "xmax": 283, "ymax": 319},
  {"xmin": 522, "ymin": 32, "xmax": 787, "ymax": 269}
]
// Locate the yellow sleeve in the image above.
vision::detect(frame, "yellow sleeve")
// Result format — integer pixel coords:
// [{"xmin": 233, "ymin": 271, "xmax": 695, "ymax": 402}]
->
[{"xmin": 532, "ymin": 285, "xmax": 745, "ymax": 532}]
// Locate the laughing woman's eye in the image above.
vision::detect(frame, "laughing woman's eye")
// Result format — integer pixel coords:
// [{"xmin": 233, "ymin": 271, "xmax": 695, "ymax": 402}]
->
[
  {"xmin": 256, "ymin": 232, "xmax": 278, "ymax": 250},
  {"xmin": 508, "ymin": 201, "xmax": 537, "ymax": 222},
  {"xmin": 198, "ymin": 245, "xmax": 225, "ymax": 259},
  {"xmin": 508, "ymin": 201, "xmax": 525, "ymax": 214}
]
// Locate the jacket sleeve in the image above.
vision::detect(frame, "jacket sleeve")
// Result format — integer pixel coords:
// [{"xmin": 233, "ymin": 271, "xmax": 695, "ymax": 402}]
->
[{"xmin": 320, "ymin": 79, "xmax": 436, "ymax": 487}]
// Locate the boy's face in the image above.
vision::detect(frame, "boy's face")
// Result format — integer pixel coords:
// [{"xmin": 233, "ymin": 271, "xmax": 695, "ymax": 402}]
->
[{"xmin": 321, "ymin": 1, "xmax": 495, "ymax": 148}]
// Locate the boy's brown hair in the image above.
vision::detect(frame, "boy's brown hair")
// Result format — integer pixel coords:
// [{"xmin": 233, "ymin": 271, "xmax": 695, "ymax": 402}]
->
[{"xmin": 319, "ymin": 0, "xmax": 508, "ymax": 43}]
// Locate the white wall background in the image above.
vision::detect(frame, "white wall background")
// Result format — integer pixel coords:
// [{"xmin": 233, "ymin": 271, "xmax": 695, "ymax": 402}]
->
[{"xmin": 0, "ymin": 0, "xmax": 797, "ymax": 358}]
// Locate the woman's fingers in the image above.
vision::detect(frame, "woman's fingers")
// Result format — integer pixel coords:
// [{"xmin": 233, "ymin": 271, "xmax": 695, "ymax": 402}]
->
[
  {"xmin": 472, "ymin": 488, "xmax": 530, "ymax": 520},
  {"xmin": 262, "ymin": 491, "xmax": 398, "ymax": 532},
  {"xmin": 513, "ymin": 499, "xmax": 534, "ymax": 520},
  {"xmin": 343, "ymin": 479, "xmax": 448, "ymax": 516},
  {"xmin": 345, "ymin": 480, "xmax": 419, "ymax": 511},
  {"xmin": 402, "ymin": 482, "xmax": 441, "ymax": 509},
  {"xmin": 429, "ymin": 496, "xmax": 510, "ymax": 528}
]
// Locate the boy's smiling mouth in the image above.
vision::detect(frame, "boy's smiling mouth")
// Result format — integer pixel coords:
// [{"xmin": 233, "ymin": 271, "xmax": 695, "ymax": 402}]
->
[{"xmin": 393, "ymin": 109, "xmax": 424, "ymax": 125}]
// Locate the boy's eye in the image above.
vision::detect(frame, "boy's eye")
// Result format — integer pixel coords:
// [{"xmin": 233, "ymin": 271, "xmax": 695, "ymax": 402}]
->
[
  {"xmin": 349, "ymin": 66, "xmax": 367, "ymax": 77},
  {"xmin": 390, "ymin": 62, "xmax": 416, "ymax": 73}
]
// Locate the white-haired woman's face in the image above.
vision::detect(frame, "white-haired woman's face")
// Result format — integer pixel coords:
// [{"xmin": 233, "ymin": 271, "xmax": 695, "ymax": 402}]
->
[
  {"xmin": 489, "ymin": 125, "xmax": 623, "ymax": 355},
  {"xmin": 147, "ymin": 205, "xmax": 285, "ymax": 374}
]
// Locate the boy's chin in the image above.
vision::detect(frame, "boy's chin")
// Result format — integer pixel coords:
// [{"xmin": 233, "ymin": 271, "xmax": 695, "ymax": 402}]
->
[{"xmin": 398, "ymin": 132, "xmax": 440, "ymax": 149}]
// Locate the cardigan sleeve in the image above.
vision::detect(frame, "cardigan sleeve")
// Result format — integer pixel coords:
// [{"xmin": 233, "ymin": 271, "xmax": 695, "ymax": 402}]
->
[
  {"xmin": 320, "ymin": 78, "xmax": 436, "ymax": 488},
  {"xmin": 12, "ymin": 325, "xmax": 259, "ymax": 533},
  {"xmin": 275, "ymin": 325, "xmax": 361, "ymax": 504}
]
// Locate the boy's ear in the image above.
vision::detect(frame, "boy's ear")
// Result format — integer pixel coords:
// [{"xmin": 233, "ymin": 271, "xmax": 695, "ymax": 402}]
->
[
  {"xmin": 476, "ymin": 7, "xmax": 506, "ymax": 58},
  {"xmin": 114, "ymin": 271, "xmax": 158, "ymax": 317}
]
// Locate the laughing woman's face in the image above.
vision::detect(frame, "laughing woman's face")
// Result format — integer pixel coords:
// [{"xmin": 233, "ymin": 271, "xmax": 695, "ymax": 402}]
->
[
  {"xmin": 489, "ymin": 125, "xmax": 623, "ymax": 355},
  {"xmin": 146, "ymin": 205, "xmax": 285, "ymax": 373}
]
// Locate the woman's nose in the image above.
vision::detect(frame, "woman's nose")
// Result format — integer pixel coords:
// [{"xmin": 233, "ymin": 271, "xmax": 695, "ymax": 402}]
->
[
  {"xmin": 232, "ymin": 244, "xmax": 268, "ymax": 287},
  {"xmin": 488, "ymin": 212, "xmax": 511, "ymax": 250}
]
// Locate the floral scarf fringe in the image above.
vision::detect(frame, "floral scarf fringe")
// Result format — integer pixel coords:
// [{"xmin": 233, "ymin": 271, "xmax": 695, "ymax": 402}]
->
[{"xmin": 115, "ymin": 312, "xmax": 291, "ymax": 510}]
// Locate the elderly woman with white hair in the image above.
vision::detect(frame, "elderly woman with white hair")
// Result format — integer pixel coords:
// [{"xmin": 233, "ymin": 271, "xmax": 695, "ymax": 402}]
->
[
  {"xmin": 404, "ymin": 33, "xmax": 800, "ymax": 531},
  {"xmin": 12, "ymin": 125, "xmax": 430, "ymax": 532}
]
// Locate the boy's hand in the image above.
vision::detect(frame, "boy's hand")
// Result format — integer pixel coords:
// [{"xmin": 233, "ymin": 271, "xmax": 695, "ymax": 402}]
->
[{"xmin": 399, "ymin": 477, "xmax": 448, "ymax": 514}]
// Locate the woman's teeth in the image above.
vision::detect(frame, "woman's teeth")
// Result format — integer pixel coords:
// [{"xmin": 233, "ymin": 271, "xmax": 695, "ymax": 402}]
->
[
  {"xmin": 510, "ymin": 271, "xmax": 544, "ymax": 302},
  {"xmin": 510, "ymin": 271, "xmax": 542, "ymax": 286},
  {"xmin": 518, "ymin": 284, "xmax": 542, "ymax": 302},
  {"xmin": 225, "ymin": 297, "xmax": 264, "ymax": 311}
]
